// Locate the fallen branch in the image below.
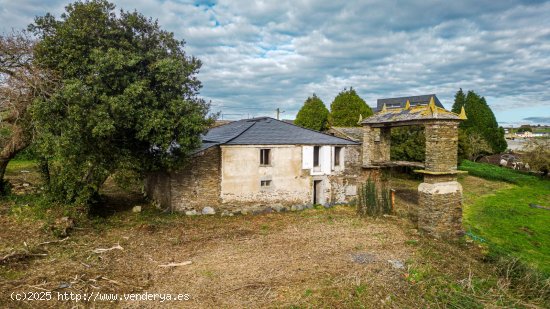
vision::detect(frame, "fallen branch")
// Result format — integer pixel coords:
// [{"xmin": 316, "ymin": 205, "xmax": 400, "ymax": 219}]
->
[
  {"xmin": 99, "ymin": 276, "xmax": 121, "ymax": 285},
  {"xmin": 529, "ymin": 203, "xmax": 550, "ymax": 211},
  {"xmin": 27, "ymin": 284, "xmax": 51, "ymax": 292},
  {"xmin": 37, "ymin": 237, "xmax": 69, "ymax": 246},
  {"xmin": 1, "ymin": 251, "xmax": 17, "ymax": 261},
  {"xmin": 0, "ymin": 251, "xmax": 48, "ymax": 264},
  {"xmin": 92, "ymin": 244, "xmax": 123, "ymax": 254},
  {"xmin": 158, "ymin": 261, "xmax": 192, "ymax": 267}
]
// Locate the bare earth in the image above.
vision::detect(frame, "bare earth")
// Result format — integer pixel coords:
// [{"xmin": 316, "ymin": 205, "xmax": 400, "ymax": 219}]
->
[{"xmin": 0, "ymin": 172, "xmax": 536, "ymax": 308}]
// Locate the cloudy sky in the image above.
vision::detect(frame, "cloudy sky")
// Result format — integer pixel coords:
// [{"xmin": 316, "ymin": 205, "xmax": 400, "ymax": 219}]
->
[{"xmin": 1, "ymin": 0, "xmax": 549, "ymax": 125}]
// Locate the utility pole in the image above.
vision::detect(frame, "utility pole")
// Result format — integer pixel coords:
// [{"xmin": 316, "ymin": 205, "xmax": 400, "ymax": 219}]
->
[{"xmin": 275, "ymin": 108, "xmax": 285, "ymax": 120}]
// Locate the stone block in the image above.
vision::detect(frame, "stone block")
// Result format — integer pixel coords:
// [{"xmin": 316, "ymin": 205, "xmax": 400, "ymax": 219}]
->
[
  {"xmin": 418, "ymin": 181, "xmax": 463, "ymax": 239},
  {"xmin": 185, "ymin": 210, "xmax": 198, "ymax": 216},
  {"xmin": 202, "ymin": 207, "xmax": 216, "ymax": 215}
]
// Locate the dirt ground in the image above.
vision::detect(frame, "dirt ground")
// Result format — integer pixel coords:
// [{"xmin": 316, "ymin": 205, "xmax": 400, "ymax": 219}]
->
[
  {"xmin": 0, "ymin": 168, "xmax": 542, "ymax": 308},
  {"xmin": 1, "ymin": 206, "xmax": 420, "ymax": 308}
]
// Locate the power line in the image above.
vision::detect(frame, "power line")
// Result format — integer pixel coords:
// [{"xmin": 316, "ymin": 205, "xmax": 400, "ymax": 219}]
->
[{"xmin": 210, "ymin": 105, "xmax": 269, "ymax": 111}]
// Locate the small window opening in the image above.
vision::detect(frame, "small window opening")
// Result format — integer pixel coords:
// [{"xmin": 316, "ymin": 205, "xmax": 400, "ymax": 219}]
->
[
  {"xmin": 334, "ymin": 147, "xmax": 342, "ymax": 166},
  {"xmin": 261, "ymin": 180, "xmax": 272, "ymax": 187},
  {"xmin": 313, "ymin": 146, "xmax": 320, "ymax": 167},
  {"xmin": 260, "ymin": 149, "xmax": 271, "ymax": 165}
]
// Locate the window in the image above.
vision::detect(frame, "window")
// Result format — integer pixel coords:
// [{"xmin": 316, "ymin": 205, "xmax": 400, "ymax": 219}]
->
[
  {"xmin": 313, "ymin": 146, "xmax": 320, "ymax": 167},
  {"xmin": 334, "ymin": 147, "xmax": 342, "ymax": 166},
  {"xmin": 260, "ymin": 180, "xmax": 272, "ymax": 187},
  {"xmin": 260, "ymin": 149, "xmax": 271, "ymax": 165}
]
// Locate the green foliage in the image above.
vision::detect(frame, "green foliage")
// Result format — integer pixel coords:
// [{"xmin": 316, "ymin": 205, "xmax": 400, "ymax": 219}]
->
[
  {"xmin": 13, "ymin": 144, "xmax": 39, "ymax": 161},
  {"xmin": 457, "ymin": 129, "xmax": 469, "ymax": 164},
  {"xmin": 329, "ymin": 88, "xmax": 372, "ymax": 127},
  {"xmin": 357, "ymin": 179, "xmax": 391, "ymax": 216},
  {"xmin": 452, "ymin": 89, "xmax": 507, "ymax": 155},
  {"xmin": 390, "ymin": 126, "xmax": 425, "ymax": 162},
  {"xmin": 522, "ymin": 139, "xmax": 550, "ymax": 176},
  {"xmin": 451, "ymin": 88, "xmax": 465, "ymax": 114},
  {"xmin": 29, "ymin": 0, "xmax": 212, "ymax": 204},
  {"xmin": 294, "ymin": 94, "xmax": 329, "ymax": 131},
  {"xmin": 462, "ymin": 131, "xmax": 492, "ymax": 162},
  {"xmin": 517, "ymin": 125, "xmax": 533, "ymax": 133}
]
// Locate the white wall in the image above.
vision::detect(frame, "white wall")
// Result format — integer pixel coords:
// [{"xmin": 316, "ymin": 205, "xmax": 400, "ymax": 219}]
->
[{"xmin": 303, "ymin": 145, "xmax": 345, "ymax": 175}]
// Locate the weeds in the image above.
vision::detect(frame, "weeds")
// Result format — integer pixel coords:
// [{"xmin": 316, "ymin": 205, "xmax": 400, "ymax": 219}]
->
[{"xmin": 357, "ymin": 178, "xmax": 392, "ymax": 216}]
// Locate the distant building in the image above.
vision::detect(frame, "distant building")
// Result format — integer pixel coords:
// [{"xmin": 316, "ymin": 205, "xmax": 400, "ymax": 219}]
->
[
  {"xmin": 517, "ymin": 131, "xmax": 533, "ymax": 138},
  {"xmin": 375, "ymin": 94, "xmax": 445, "ymax": 112}
]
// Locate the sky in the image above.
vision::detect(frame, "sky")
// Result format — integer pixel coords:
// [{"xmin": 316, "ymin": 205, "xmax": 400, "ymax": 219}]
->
[{"xmin": 1, "ymin": 0, "xmax": 549, "ymax": 126}]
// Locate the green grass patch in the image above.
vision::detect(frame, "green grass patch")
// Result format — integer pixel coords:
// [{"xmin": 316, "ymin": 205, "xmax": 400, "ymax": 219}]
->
[
  {"xmin": 461, "ymin": 160, "xmax": 550, "ymax": 275},
  {"xmin": 459, "ymin": 160, "xmax": 537, "ymax": 184},
  {"xmin": 6, "ymin": 160, "xmax": 38, "ymax": 173}
]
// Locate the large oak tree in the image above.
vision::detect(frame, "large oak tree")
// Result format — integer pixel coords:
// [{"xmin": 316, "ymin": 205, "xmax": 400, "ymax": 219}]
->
[{"xmin": 29, "ymin": 0, "xmax": 213, "ymax": 204}]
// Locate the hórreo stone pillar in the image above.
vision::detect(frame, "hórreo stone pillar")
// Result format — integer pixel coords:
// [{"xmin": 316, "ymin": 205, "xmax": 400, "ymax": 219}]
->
[{"xmin": 417, "ymin": 120, "xmax": 463, "ymax": 239}]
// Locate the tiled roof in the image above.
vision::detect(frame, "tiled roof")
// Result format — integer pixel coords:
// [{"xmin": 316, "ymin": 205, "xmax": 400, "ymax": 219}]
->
[{"xmin": 195, "ymin": 117, "xmax": 357, "ymax": 153}]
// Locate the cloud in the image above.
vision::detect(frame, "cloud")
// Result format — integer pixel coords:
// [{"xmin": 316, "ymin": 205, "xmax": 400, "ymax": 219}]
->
[
  {"xmin": 523, "ymin": 117, "xmax": 550, "ymax": 124},
  {"xmin": 1, "ymin": 0, "xmax": 549, "ymax": 121}
]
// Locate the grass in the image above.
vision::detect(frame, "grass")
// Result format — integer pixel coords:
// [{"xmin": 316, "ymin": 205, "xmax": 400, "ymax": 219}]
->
[
  {"xmin": 5, "ymin": 160, "xmax": 37, "ymax": 171},
  {"xmin": 1, "ymin": 159, "xmax": 549, "ymax": 307},
  {"xmin": 460, "ymin": 160, "xmax": 550, "ymax": 275},
  {"xmin": 459, "ymin": 160, "xmax": 537, "ymax": 184}
]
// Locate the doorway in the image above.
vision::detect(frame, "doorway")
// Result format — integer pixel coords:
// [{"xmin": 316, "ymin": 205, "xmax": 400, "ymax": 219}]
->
[{"xmin": 313, "ymin": 180, "xmax": 322, "ymax": 205}]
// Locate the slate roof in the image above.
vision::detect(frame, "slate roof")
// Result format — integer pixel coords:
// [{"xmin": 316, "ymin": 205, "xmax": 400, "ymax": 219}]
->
[
  {"xmin": 376, "ymin": 94, "xmax": 444, "ymax": 111},
  {"xmin": 327, "ymin": 127, "xmax": 364, "ymax": 142},
  {"xmin": 361, "ymin": 104, "xmax": 463, "ymax": 126},
  {"xmin": 194, "ymin": 117, "xmax": 357, "ymax": 153}
]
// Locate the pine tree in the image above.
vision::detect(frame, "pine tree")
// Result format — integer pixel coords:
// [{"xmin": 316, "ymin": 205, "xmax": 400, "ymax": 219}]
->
[
  {"xmin": 451, "ymin": 88, "xmax": 465, "ymax": 114},
  {"xmin": 329, "ymin": 88, "xmax": 373, "ymax": 127},
  {"xmin": 455, "ymin": 89, "xmax": 507, "ymax": 157},
  {"xmin": 294, "ymin": 94, "xmax": 329, "ymax": 131}
]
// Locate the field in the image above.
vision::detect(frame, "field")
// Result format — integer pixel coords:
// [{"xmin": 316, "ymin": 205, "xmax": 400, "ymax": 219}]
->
[
  {"xmin": 460, "ymin": 161, "xmax": 550, "ymax": 274},
  {"xmin": 0, "ymin": 160, "xmax": 548, "ymax": 308}
]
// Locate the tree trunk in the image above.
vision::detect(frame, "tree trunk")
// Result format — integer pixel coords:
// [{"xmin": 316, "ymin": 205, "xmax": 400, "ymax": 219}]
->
[
  {"xmin": 39, "ymin": 157, "xmax": 50, "ymax": 186},
  {"xmin": 0, "ymin": 159, "xmax": 10, "ymax": 194}
]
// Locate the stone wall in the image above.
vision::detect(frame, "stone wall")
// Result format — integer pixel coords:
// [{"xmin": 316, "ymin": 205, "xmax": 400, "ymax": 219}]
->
[
  {"xmin": 144, "ymin": 170, "xmax": 171, "ymax": 209},
  {"xmin": 328, "ymin": 144, "xmax": 362, "ymax": 204},
  {"xmin": 419, "ymin": 120, "xmax": 463, "ymax": 239},
  {"xmin": 378, "ymin": 127, "xmax": 391, "ymax": 162},
  {"xmin": 169, "ymin": 146, "xmax": 222, "ymax": 212},
  {"xmin": 362, "ymin": 126, "xmax": 375, "ymax": 166},
  {"xmin": 362, "ymin": 126, "xmax": 390, "ymax": 165},
  {"xmin": 418, "ymin": 180, "xmax": 463, "ymax": 239},
  {"xmin": 424, "ymin": 121, "xmax": 459, "ymax": 172}
]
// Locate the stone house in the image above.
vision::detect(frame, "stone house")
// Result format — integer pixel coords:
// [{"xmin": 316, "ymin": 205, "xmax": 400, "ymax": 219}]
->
[{"xmin": 145, "ymin": 117, "xmax": 361, "ymax": 213}]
